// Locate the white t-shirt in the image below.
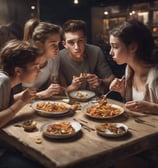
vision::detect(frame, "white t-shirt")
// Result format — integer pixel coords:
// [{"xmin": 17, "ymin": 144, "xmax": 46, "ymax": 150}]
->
[
  {"xmin": 132, "ymin": 87, "xmax": 145, "ymax": 101},
  {"xmin": 0, "ymin": 72, "xmax": 11, "ymax": 156},
  {"xmin": 0, "ymin": 72, "xmax": 11, "ymax": 110}
]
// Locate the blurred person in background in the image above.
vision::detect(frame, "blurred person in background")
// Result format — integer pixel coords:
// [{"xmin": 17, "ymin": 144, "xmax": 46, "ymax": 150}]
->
[
  {"xmin": 0, "ymin": 39, "xmax": 44, "ymax": 168},
  {"xmin": 0, "ymin": 22, "xmax": 22, "ymax": 50},
  {"xmin": 59, "ymin": 19, "xmax": 115, "ymax": 96},
  {"xmin": 0, "ymin": 25, "xmax": 10, "ymax": 49},
  {"xmin": 7, "ymin": 21, "xmax": 23, "ymax": 40}
]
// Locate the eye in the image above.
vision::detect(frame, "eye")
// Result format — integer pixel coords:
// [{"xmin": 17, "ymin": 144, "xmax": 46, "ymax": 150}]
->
[{"xmin": 67, "ymin": 41, "xmax": 74, "ymax": 46}]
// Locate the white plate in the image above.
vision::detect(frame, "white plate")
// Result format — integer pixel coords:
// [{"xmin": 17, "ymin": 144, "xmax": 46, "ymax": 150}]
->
[
  {"xmin": 41, "ymin": 120, "xmax": 81, "ymax": 139},
  {"xmin": 69, "ymin": 90, "xmax": 96, "ymax": 102},
  {"xmin": 82, "ymin": 102, "xmax": 124, "ymax": 119},
  {"xmin": 31, "ymin": 100, "xmax": 71, "ymax": 117},
  {"xmin": 96, "ymin": 123, "xmax": 128, "ymax": 137}
]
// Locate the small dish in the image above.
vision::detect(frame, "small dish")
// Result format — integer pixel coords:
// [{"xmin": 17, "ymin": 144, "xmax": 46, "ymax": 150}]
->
[
  {"xmin": 22, "ymin": 120, "xmax": 37, "ymax": 132},
  {"xmin": 41, "ymin": 120, "xmax": 81, "ymax": 139},
  {"xmin": 69, "ymin": 90, "xmax": 95, "ymax": 102},
  {"xmin": 31, "ymin": 100, "xmax": 71, "ymax": 117},
  {"xmin": 96, "ymin": 123, "xmax": 128, "ymax": 137}
]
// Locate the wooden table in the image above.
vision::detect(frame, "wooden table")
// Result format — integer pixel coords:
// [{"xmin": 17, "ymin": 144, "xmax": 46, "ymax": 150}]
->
[{"xmin": 1, "ymin": 98, "xmax": 158, "ymax": 168}]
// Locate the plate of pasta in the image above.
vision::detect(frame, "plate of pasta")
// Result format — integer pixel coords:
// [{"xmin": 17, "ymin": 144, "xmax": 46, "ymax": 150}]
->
[
  {"xmin": 31, "ymin": 100, "xmax": 71, "ymax": 117},
  {"xmin": 69, "ymin": 90, "xmax": 96, "ymax": 102},
  {"xmin": 96, "ymin": 123, "xmax": 128, "ymax": 137},
  {"xmin": 41, "ymin": 120, "xmax": 81, "ymax": 139},
  {"xmin": 82, "ymin": 102, "xmax": 124, "ymax": 119}
]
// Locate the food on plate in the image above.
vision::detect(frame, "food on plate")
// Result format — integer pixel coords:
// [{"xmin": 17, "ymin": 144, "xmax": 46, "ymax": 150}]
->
[
  {"xmin": 45, "ymin": 122, "xmax": 75, "ymax": 135},
  {"xmin": 96, "ymin": 123, "xmax": 126, "ymax": 135},
  {"xmin": 36, "ymin": 102, "xmax": 68, "ymax": 112},
  {"xmin": 76, "ymin": 91, "xmax": 88, "ymax": 98},
  {"xmin": 80, "ymin": 72, "xmax": 87, "ymax": 78},
  {"xmin": 86, "ymin": 102, "xmax": 121, "ymax": 118},
  {"xmin": 22, "ymin": 120, "xmax": 37, "ymax": 131}
]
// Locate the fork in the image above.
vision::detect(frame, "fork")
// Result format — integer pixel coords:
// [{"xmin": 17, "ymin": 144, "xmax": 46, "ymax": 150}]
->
[
  {"xmin": 98, "ymin": 90, "xmax": 112, "ymax": 105},
  {"xmin": 103, "ymin": 90, "xmax": 112, "ymax": 99},
  {"xmin": 134, "ymin": 118, "xmax": 156, "ymax": 128},
  {"xmin": 73, "ymin": 118, "xmax": 95, "ymax": 131}
]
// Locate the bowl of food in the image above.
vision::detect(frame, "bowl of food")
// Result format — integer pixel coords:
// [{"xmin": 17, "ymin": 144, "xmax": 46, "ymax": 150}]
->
[
  {"xmin": 31, "ymin": 100, "xmax": 71, "ymax": 117},
  {"xmin": 69, "ymin": 90, "xmax": 96, "ymax": 102},
  {"xmin": 22, "ymin": 120, "xmax": 37, "ymax": 132},
  {"xmin": 41, "ymin": 120, "xmax": 81, "ymax": 139},
  {"xmin": 96, "ymin": 122, "xmax": 128, "ymax": 137},
  {"xmin": 82, "ymin": 101, "xmax": 124, "ymax": 119}
]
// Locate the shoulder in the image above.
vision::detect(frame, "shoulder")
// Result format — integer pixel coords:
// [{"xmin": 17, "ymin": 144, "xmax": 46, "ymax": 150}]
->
[
  {"xmin": 0, "ymin": 72, "xmax": 10, "ymax": 86},
  {"xmin": 147, "ymin": 65, "xmax": 158, "ymax": 87},
  {"xmin": 85, "ymin": 44, "xmax": 102, "ymax": 52},
  {"xmin": 85, "ymin": 44, "xmax": 104, "ymax": 59},
  {"xmin": 58, "ymin": 49, "xmax": 69, "ymax": 63},
  {"xmin": 59, "ymin": 48, "xmax": 68, "ymax": 56}
]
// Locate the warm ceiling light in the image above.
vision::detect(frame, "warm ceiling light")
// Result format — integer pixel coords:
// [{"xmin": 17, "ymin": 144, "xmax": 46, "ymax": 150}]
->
[
  {"xmin": 74, "ymin": 0, "xmax": 79, "ymax": 4},
  {"xmin": 104, "ymin": 11, "xmax": 109, "ymax": 15},
  {"xmin": 31, "ymin": 5, "xmax": 36, "ymax": 10}
]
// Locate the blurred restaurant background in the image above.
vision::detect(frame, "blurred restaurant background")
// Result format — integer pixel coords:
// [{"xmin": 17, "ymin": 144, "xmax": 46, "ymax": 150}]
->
[
  {"xmin": 0, "ymin": 0, "xmax": 157, "ymax": 45},
  {"xmin": 0, "ymin": 0, "xmax": 157, "ymax": 77}
]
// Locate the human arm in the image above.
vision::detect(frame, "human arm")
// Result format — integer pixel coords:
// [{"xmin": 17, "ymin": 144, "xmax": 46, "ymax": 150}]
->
[
  {"xmin": 36, "ymin": 83, "xmax": 65, "ymax": 99},
  {"xmin": 66, "ymin": 76, "xmax": 83, "ymax": 93},
  {"xmin": 125, "ymin": 100, "xmax": 158, "ymax": 114},
  {"xmin": 0, "ymin": 88, "xmax": 37, "ymax": 128},
  {"xmin": 109, "ymin": 76, "xmax": 125, "ymax": 97},
  {"xmin": 86, "ymin": 73, "xmax": 101, "ymax": 88}
]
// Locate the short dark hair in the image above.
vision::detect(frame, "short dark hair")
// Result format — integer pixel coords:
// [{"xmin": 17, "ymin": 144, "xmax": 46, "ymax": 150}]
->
[
  {"xmin": 0, "ymin": 39, "xmax": 40, "ymax": 76},
  {"xmin": 62, "ymin": 19, "xmax": 87, "ymax": 39}
]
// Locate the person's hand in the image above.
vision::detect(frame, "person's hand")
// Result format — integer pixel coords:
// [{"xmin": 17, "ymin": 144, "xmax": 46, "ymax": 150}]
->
[
  {"xmin": 125, "ymin": 100, "xmax": 154, "ymax": 113},
  {"xmin": 71, "ymin": 75, "xmax": 83, "ymax": 90},
  {"xmin": 86, "ymin": 73, "xmax": 100, "ymax": 88},
  {"xmin": 45, "ymin": 84, "xmax": 64, "ymax": 97},
  {"xmin": 21, "ymin": 88, "xmax": 37, "ymax": 104},
  {"xmin": 109, "ymin": 76, "xmax": 125, "ymax": 97}
]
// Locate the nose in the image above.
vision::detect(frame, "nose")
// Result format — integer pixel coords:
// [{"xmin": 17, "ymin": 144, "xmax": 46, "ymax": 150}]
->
[
  {"xmin": 36, "ymin": 64, "xmax": 40, "ymax": 71},
  {"xmin": 74, "ymin": 42, "xmax": 79, "ymax": 49},
  {"xmin": 109, "ymin": 48, "xmax": 113, "ymax": 56}
]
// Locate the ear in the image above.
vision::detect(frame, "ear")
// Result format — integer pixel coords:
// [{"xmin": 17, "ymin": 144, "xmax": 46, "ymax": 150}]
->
[
  {"xmin": 62, "ymin": 40, "xmax": 67, "ymax": 49},
  {"xmin": 34, "ymin": 41, "xmax": 44, "ymax": 54},
  {"xmin": 129, "ymin": 42, "xmax": 138, "ymax": 53},
  {"xmin": 14, "ymin": 67, "xmax": 23, "ymax": 77},
  {"xmin": 34, "ymin": 41, "xmax": 43, "ymax": 48}
]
